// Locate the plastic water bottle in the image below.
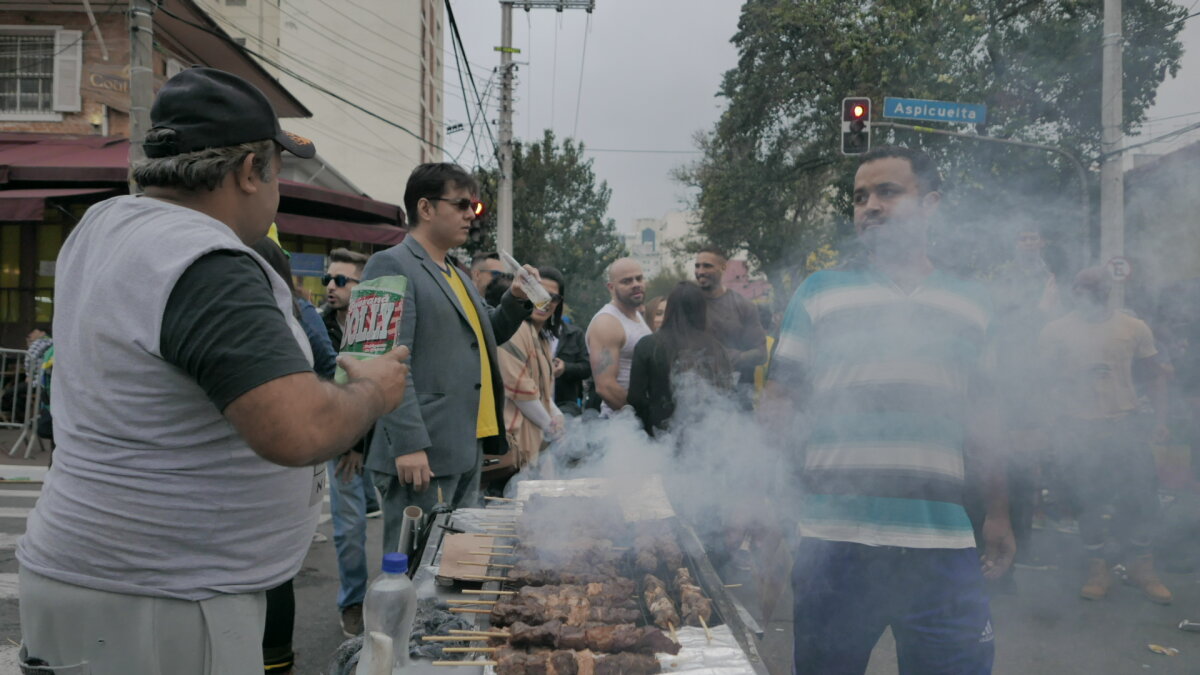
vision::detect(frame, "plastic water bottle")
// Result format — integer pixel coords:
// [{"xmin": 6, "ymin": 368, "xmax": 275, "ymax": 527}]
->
[
  {"xmin": 356, "ymin": 553, "xmax": 418, "ymax": 675},
  {"xmin": 499, "ymin": 250, "xmax": 553, "ymax": 310}
]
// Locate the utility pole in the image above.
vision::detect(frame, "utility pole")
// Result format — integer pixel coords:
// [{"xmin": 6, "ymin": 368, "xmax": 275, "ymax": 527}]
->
[
  {"xmin": 1100, "ymin": 0, "xmax": 1125, "ymax": 305},
  {"xmin": 498, "ymin": 1, "xmax": 515, "ymax": 254},
  {"xmin": 496, "ymin": 0, "xmax": 595, "ymax": 256},
  {"xmin": 128, "ymin": 0, "xmax": 155, "ymax": 195}
]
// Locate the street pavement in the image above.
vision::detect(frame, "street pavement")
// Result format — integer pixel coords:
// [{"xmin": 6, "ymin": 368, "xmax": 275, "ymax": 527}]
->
[{"xmin": 0, "ymin": 442, "xmax": 1196, "ymax": 674}]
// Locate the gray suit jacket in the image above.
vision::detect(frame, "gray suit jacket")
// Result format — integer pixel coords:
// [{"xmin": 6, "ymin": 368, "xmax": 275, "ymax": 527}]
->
[{"xmin": 362, "ymin": 235, "xmax": 531, "ymax": 477}]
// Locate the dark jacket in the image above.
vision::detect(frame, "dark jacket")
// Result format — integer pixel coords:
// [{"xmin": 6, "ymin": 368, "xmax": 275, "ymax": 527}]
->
[
  {"xmin": 362, "ymin": 236, "xmax": 532, "ymax": 477},
  {"xmin": 321, "ymin": 305, "xmax": 343, "ymax": 352},
  {"xmin": 553, "ymin": 322, "xmax": 590, "ymax": 415}
]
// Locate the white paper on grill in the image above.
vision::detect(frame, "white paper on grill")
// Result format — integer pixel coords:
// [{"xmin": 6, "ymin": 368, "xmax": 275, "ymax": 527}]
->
[
  {"xmin": 512, "ymin": 476, "xmax": 676, "ymax": 521},
  {"xmin": 475, "ymin": 626, "xmax": 757, "ymax": 675}
]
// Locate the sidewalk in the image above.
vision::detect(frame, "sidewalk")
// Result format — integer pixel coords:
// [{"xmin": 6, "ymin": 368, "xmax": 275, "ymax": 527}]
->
[{"xmin": 0, "ymin": 429, "xmax": 50, "ymax": 481}]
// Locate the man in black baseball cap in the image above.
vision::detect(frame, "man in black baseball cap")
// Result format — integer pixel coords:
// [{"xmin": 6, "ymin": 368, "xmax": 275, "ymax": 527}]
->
[
  {"xmin": 145, "ymin": 66, "xmax": 315, "ymax": 159},
  {"xmin": 17, "ymin": 67, "xmax": 411, "ymax": 675}
]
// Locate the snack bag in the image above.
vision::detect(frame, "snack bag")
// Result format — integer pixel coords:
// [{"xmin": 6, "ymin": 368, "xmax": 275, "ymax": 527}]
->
[{"xmin": 334, "ymin": 275, "xmax": 409, "ymax": 384}]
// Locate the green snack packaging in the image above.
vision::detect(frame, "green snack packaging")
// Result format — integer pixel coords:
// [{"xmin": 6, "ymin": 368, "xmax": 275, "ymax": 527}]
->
[{"xmin": 334, "ymin": 275, "xmax": 409, "ymax": 384}]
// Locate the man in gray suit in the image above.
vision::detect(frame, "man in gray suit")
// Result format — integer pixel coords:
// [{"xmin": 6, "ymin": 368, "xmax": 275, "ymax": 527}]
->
[{"xmin": 363, "ymin": 163, "xmax": 538, "ymax": 552}]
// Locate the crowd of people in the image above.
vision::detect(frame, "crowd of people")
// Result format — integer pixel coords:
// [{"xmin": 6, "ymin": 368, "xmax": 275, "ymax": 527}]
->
[{"xmin": 11, "ymin": 66, "xmax": 1197, "ymax": 675}]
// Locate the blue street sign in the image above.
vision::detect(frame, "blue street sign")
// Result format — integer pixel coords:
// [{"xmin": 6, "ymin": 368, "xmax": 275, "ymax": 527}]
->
[{"xmin": 883, "ymin": 97, "xmax": 987, "ymax": 125}]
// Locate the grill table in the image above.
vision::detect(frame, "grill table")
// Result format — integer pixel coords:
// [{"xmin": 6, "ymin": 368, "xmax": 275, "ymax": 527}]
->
[{"xmin": 406, "ymin": 478, "xmax": 769, "ymax": 675}]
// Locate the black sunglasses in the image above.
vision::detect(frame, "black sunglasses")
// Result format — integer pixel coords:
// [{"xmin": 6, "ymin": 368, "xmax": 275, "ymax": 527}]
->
[
  {"xmin": 322, "ymin": 273, "xmax": 361, "ymax": 287},
  {"xmin": 486, "ymin": 270, "xmax": 514, "ymax": 280},
  {"xmin": 428, "ymin": 196, "xmax": 487, "ymax": 217}
]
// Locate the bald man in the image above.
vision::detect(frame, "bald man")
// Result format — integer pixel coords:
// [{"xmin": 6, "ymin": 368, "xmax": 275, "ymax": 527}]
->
[{"xmin": 586, "ymin": 258, "xmax": 651, "ymax": 416}]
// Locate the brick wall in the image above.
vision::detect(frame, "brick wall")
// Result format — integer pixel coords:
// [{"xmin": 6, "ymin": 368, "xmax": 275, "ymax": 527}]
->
[{"xmin": 0, "ymin": 10, "xmax": 176, "ymax": 138}]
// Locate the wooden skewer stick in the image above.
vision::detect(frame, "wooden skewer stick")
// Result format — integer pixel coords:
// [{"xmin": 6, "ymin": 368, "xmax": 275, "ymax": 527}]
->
[
  {"xmin": 441, "ymin": 647, "xmax": 499, "ymax": 653},
  {"xmin": 458, "ymin": 561, "xmax": 514, "ymax": 569},
  {"xmin": 433, "ymin": 661, "xmax": 498, "ymax": 666},
  {"xmin": 479, "ymin": 544, "xmax": 516, "ymax": 550},
  {"xmin": 472, "ymin": 551, "xmax": 516, "ymax": 557},
  {"xmin": 449, "ymin": 629, "xmax": 509, "ymax": 637},
  {"xmin": 422, "ymin": 635, "xmax": 489, "ymax": 642},
  {"xmin": 483, "ymin": 495, "xmax": 521, "ymax": 502},
  {"xmin": 667, "ymin": 622, "xmax": 677, "ymax": 642},
  {"xmin": 699, "ymin": 615, "xmax": 713, "ymax": 643},
  {"xmin": 473, "ymin": 533, "xmax": 518, "ymax": 538},
  {"xmin": 461, "ymin": 589, "xmax": 515, "ymax": 595},
  {"xmin": 449, "ymin": 608, "xmax": 493, "ymax": 614},
  {"xmin": 461, "ymin": 574, "xmax": 509, "ymax": 582},
  {"xmin": 445, "ymin": 599, "xmax": 494, "ymax": 605}
]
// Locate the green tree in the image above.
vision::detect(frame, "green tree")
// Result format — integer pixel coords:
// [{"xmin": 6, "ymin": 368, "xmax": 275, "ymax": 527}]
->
[
  {"xmin": 470, "ymin": 130, "xmax": 626, "ymax": 322},
  {"xmin": 680, "ymin": 0, "xmax": 1186, "ymax": 299}
]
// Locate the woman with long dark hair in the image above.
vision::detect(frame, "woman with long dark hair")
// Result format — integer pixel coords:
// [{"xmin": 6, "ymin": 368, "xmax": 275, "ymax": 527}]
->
[
  {"xmin": 487, "ymin": 267, "xmax": 567, "ymax": 483},
  {"xmin": 628, "ymin": 282, "xmax": 732, "ymax": 435}
]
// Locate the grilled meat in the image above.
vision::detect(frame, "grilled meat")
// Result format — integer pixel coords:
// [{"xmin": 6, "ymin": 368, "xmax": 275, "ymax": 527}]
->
[
  {"xmin": 504, "ymin": 620, "xmax": 680, "ymax": 655},
  {"xmin": 642, "ymin": 574, "xmax": 680, "ymax": 630}
]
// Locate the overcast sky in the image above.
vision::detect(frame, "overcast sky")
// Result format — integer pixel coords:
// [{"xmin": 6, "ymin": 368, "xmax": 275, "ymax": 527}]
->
[
  {"xmin": 443, "ymin": 0, "xmax": 742, "ymax": 234},
  {"xmin": 443, "ymin": 2, "xmax": 1200, "ymax": 233}
]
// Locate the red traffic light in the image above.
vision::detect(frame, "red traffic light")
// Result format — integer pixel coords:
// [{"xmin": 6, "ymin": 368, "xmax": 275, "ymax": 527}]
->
[
  {"xmin": 841, "ymin": 97, "xmax": 872, "ymax": 155},
  {"xmin": 471, "ymin": 199, "xmax": 487, "ymax": 219},
  {"xmin": 843, "ymin": 97, "xmax": 871, "ymax": 122}
]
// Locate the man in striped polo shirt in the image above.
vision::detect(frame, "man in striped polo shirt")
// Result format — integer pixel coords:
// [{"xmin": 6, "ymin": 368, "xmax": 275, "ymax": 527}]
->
[{"xmin": 766, "ymin": 146, "xmax": 1014, "ymax": 674}]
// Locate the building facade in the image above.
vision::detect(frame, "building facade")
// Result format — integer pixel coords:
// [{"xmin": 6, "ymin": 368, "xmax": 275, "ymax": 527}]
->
[
  {"xmin": 0, "ymin": 1, "xmax": 406, "ymax": 346},
  {"xmin": 201, "ymin": 0, "xmax": 445, "ymax": 204}
]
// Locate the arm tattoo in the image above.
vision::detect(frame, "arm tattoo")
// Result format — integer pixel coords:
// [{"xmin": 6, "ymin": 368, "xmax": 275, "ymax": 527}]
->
[{"xmin": 597, "ymin": 347, "xmax": 615, "ymax": 375}]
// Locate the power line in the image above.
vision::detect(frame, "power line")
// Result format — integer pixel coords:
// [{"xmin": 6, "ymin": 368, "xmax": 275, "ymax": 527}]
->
[
  {"xmin": 584, "ymin": 148, "xmax": 703, "ymax": 154},
  {"xmin": 1119, "ymin": 118, "xmax": 1200, "ymax": 156},
  {"xmin": 191, "ymin": 4, "xmax": 431, "ymax": 125},
  {"xmin": 572, "ymin": 13, "xmax": 591, "ymax": 138},
  {"xmin": 446, "ymin": 0, "xmax": 482, "ymax": 167},
  {"xmin": 446, "ymin": 0, "xmax": 499, "ymax": 158},
  {"xmin": 155, "ymin": 4, "xmax": 450, "ymax": 155}
]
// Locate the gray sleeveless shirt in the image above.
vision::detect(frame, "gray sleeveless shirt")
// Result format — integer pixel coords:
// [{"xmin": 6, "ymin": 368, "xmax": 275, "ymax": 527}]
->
[{"xmin": 17, "ymin": 196, "xmax": 318, "ymax": 600}]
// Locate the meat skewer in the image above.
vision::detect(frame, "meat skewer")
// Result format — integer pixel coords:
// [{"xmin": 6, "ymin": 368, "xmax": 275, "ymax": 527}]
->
[
  {"xmin": 501, "ymin": 620, "xmax": 681, "ymax": 655},
  {"xmin": 490, "ymin": 597, "xmax": 642, "ymax": 627},
  {"xmin": 489, "ymin": 646, "xmax": 663, "ymax": 675},
  {"xmin": 506, "ymin": 560, "xmax": 627, "ymax": 586},
  {"xmin": 642, "ymin": 575, "xmax": 680, "ymax": 630},
  {"xmin": 672, "ymin": 567, "xmax": 713, "ymax": 627}
]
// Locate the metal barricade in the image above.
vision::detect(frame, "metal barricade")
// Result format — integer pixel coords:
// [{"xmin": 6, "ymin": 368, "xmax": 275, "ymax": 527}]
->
[{"xmin": 0, "ymin": 347, "xmax": 45, "ymax": 459}]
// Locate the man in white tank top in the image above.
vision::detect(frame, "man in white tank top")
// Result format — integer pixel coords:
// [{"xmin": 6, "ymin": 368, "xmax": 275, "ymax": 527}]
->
[{"xmin": 586, "ymin": 258, "xmax": 652, "ymax": 416}]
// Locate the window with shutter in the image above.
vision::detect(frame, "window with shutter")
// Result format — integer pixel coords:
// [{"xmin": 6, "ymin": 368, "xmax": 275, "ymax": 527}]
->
[
  {"xmin": 52, "ymin": 29, "xmax": 82, "ymax": 112},
  {"xmin": 0, "ymin": 32, "xmax": 55, "ymax": 115}
]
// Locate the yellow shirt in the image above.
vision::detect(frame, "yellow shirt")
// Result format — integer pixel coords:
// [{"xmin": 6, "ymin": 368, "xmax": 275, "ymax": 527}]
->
[{"xmin": 443, "ymin": 266, "xmax": 499, "ymax": 438}]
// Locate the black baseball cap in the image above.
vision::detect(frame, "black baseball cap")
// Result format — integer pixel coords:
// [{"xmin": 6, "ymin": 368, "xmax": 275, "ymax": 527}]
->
[{"xmin": 144, "ymin": 66, "xmax": 315, "ymax": 159}]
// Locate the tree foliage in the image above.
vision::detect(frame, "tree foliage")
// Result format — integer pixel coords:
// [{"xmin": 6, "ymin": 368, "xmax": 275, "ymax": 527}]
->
[
  {"xmin": 469, "ymin": 130, "xmax": 627, "ymax": 322},
  {"xmin": 680, "ymin": 0, "xmax": 1187, "ymax": 299}
]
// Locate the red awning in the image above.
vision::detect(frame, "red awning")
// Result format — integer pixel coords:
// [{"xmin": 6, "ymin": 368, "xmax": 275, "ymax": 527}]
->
[
  {"xmin": 0, "ymin": 133, "xmax": 406, "ymax": 243},
  {"xmin": 0, "ymin": 188, "xmax": 115, "ymax": 221},
  {"xmin": 275, "ymin": 213, "xmax": 404, "ymax": 246}
]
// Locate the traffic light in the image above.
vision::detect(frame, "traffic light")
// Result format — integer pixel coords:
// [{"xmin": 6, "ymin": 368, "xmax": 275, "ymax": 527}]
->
[
  {"xmin": 471, "ymin": 199, "xmax": 487, "ymax": 220},
  {"xmin": 841, "ymin": 97, "xmax": 871, "ymax": 155}
]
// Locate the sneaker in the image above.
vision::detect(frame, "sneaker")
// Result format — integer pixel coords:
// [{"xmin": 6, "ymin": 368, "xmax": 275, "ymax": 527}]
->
[
  {"xmin": 312, "ymin": 532, "xmax": 328, "ymax": 544},
  {"xmin": 341, "ymin": 604, "xmax": 365, "ymax": 638},
  {"xmin": 365, "ymin": 508, "xmax": 382, "ymax": 519}
]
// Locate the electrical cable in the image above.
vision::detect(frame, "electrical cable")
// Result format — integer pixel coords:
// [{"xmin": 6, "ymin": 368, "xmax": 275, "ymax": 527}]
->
[
  {"xmin": 188, "ymin": 6, "xmax": 430, "ymax": 125},
  {"xmin": 445, "ymin": 0, "xmax": 499, "ymax": 157},
  {"xmin": 571, "ymin": 13, "xmax": 591, "ymax": 138},
  {"xmin": 445, "ymin": 0, "xmax": 482, "ymax": 167},
  {"xmin": 155, "ymin": 3, "xmax": 450, "ymax": 154}
]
